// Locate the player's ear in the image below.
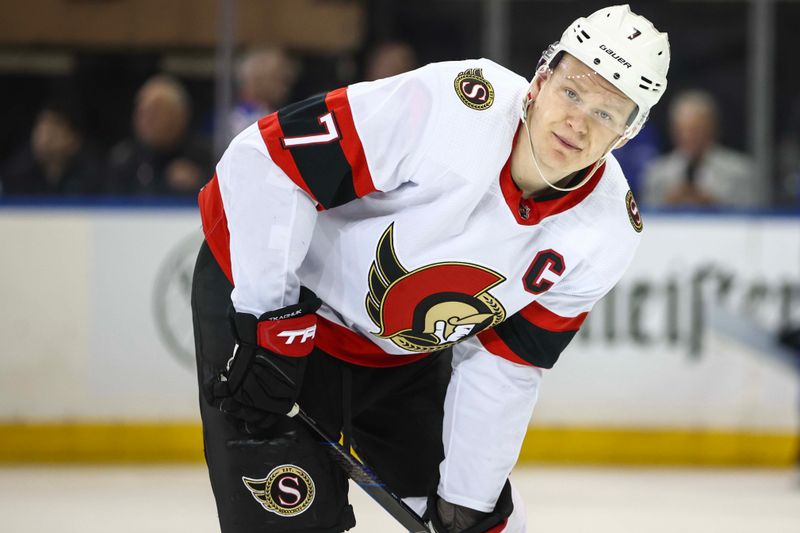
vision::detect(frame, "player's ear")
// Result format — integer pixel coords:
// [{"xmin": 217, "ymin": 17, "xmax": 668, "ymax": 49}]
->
[{"xmin": 528, "ymin": 68, "xmax": 550, "ymax": 100}]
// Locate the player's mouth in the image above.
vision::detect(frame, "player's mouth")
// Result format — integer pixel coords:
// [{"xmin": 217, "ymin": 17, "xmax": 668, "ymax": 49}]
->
[{"xmin": 553, "ymin": 132, "xmax": 582, "ymax": 151}]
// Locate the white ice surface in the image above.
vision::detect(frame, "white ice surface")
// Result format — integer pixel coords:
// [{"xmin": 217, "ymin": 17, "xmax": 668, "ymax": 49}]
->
[{"xmin": 1, "ymin": 465, "xmax": 799, "ymax": 532}]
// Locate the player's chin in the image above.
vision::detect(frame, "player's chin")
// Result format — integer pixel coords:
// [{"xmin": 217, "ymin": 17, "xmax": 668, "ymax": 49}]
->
[
  {"xmin": 543, "ymin": 144, "xmax": 570, "ymax": 163},
  {"xmin": 546, "ymin": 149, "xmax": 584, "ymax": 172},
  {"xmin": 559, "ymin": 146, "xmax": 598, "ymax": 170}
]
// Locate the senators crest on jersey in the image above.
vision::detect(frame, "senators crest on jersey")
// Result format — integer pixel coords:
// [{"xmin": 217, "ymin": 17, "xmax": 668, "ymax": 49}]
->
[{"xmin": 365, "ymin": 224, "xmax": 506, "ymax": 352}]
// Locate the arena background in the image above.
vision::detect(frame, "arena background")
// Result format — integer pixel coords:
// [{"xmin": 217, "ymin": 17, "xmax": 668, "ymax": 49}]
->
[{"xmin": 0, "ymin": 1, "xmax": 799, "ymax": 532}]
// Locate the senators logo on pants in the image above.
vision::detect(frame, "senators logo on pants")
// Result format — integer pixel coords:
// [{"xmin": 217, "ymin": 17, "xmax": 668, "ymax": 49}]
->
[
  {"xmin": 242, "ymin": 465, "xmax": 315, "ymax": 516},
  {"xmin": 366, "ymin": 224, "xmax": 506, "ymax": 352}
]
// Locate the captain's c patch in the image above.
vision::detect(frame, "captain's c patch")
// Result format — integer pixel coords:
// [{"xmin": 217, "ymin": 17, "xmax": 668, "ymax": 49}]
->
[
  {"xmin": 243, "ymin": 464, "xmax": 315, "ymax": 516},
  {"xmin": 454, "ymin": 68, "xmax": 494, "ymax": 111}
]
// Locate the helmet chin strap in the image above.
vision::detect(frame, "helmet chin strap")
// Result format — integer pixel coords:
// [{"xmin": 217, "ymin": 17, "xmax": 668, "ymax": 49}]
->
[{"xmin": 520, "ymin": 89, "xmax": 626, "ymax": 193}]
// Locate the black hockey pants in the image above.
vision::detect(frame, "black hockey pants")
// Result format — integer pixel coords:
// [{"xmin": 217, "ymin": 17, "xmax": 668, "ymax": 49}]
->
[{"xmin": 191, "ymin": 241, "xmax": 450, "ymax": 532}]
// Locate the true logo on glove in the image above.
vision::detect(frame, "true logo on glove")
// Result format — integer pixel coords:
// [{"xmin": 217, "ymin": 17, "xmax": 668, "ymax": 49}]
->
[
  {"xmin": 277, "ymin": 325, "xmax": 317, "ymax": 345},
  {"xmin": 257, "ymin": 314, "xmax": 318, "ymax": 356},
  {"xmin": 243, "ymin": 464, "xmax": 315, "ymax": 516}
]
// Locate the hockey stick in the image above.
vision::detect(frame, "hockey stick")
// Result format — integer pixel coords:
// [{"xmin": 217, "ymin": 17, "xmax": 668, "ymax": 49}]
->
[{"xmin": 289, "ymin": 404, "xmax": 432, "ymax": 533}]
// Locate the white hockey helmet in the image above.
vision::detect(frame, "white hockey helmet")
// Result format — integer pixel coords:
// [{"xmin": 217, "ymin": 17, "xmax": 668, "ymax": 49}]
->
[{"xmin": 539, "ymin": 4, "xmax": 670, "ymax": 138}]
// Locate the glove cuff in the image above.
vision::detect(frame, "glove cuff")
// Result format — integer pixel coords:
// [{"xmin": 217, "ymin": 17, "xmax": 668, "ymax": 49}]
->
[
  {"xmin": 257, "ymin": 314, "xmax": 317, "ymax": 356},
  {"xmin": 259, "ymin": 286, "xmax": 322, "ymax": 320},
  {"xmin": 427, "ymin": 479, "xmax": 513, "ymax": 533},
  {"xmin": 232, "ymin": 287, "xmax": 322, "ymax": 356}
]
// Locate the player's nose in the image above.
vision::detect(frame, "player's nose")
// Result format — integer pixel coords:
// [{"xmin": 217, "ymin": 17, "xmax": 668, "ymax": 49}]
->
[{"xmin": 566, "ymin": 111, "xmax": 588, "ymax": 135}]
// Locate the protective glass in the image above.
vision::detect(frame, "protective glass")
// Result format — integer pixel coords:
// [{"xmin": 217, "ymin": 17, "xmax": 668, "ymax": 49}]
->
[{"xmin": 540, "ymin": 61, "xmax": 638, "ymax": 138}]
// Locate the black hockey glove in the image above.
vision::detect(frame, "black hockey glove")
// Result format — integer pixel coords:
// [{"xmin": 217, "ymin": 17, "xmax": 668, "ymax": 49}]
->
[
  {"xmin": 427, "ymin": 480, "xmax": 513, "ymax": 533},
  {"xmin": 205, "ymin": 287, "xmax": 321, "ymax": 431}
]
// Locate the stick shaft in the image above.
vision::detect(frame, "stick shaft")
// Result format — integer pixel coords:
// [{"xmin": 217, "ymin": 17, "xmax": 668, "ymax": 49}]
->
[{"xmin": 294, "ymin": 407, "xmax": 431, "ymax": 533}]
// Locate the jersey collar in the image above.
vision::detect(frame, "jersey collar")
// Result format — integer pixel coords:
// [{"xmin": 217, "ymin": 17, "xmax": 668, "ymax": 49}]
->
[{"xmin": 499, "ymin": 148, "xmax": 606, "ymax": 226}]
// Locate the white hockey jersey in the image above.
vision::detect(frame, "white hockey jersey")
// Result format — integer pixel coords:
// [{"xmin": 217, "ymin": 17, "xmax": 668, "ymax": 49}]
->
[{"xmin": 199, "ymin": 58, "xmax": 643, "ymax": 511}]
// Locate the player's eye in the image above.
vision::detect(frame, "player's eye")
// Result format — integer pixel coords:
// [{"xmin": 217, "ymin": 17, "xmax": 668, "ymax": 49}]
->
[
  {"xmin": 564, "ymin": 88, "xmax": 579, "ymax": 102},
  {"xmin": 596, "ymin": 110, "xmax": 614, "ymax": 122}
]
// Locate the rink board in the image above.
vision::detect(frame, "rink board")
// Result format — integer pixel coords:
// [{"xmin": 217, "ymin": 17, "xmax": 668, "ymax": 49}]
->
[{"xmin": 0, "ymin": 205, "xmax": 798, "ymax": 464}]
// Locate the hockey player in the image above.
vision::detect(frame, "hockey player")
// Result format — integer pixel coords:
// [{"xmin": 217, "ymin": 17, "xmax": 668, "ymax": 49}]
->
[{"xmin": 192, "ymin": 4, "xmax": 669, "ymax": 532}]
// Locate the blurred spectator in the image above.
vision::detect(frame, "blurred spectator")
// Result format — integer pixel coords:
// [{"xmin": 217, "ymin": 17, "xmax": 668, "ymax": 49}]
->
[
  {"xmin": 107, "ymin": 75, "xmax": 212, "ymax": 196},
  {"xmin": 0, "ymin": 101, "xmax": 103, "ymax": 195},
  {"xmin": 613, "ymin": 123, "xmax": 661, "ymax": 199},
  {"xmin": 642, "ymin": 90, "xmax": 759, "ymax": 208},
  {"xmin": 364, "ymin": 41, "xmax": 418, "ymax": 81},
  {"xmin": 229, "ymin": 48, "xmax": 299, "ymax": 138},
  {"xmin": 777, "ymin": 99, "xmax": 800, "ymax": 206}
]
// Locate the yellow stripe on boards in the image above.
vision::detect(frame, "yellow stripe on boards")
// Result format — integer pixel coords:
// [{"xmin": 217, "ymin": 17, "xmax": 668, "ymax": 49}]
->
[
  {"xmin": 0, "ymin": 423, "xmax": 796, "ymax": 466},
  {"xmin": 518, "ymin": 427, "xmax": 799, "ymax": 467},
  {"xmin": 0, "ymin": 423, "xmax": 204, "ymax": 463}
]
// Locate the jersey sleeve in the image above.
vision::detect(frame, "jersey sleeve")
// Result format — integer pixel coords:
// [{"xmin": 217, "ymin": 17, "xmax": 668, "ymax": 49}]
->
[
  {"xmin": 199, "ymin": 65, "xmax": 443, "ymax": 315},
  {"xmin": 477, "ymin": 233, "xmax": 639, "ymax": 368},
  {"xmin": 438, "ymin": 244, "xmax": 633, "ymax": 509},
  {"xmin": 258, "ymin": 63, "xmax": 442, "ymax": 210},
  {"xmin": 439, "ymin": 337, "xmax": 543, "ymax": 511},
  {"xmin": 202, "ymin": 124, "xmax": 320, "ymax": 315},
  {"xmin": 477, "ymin": 300, "xmax": 587, "ymax": 369}
]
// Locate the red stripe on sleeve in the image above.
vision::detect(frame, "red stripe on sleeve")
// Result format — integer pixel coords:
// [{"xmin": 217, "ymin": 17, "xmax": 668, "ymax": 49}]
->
[
  {"xmin": 258, "ymin": 113, "xmax": 324, "ymax": 210},
  {"xmin": 477, "ymin": 329, "xmax": 535, "ymax": 367},
  {"xmin": 325, "ymin": 88, "xmax": 377, "ymax": 197},
  {"xmin": 197, "ymin": 174, "xmax": 234, "ymax": 283},
  {"xmin": 518, "ymin": 301, "xmax": 587, "ymax": 332},
  {"xmin": 486, "ymin": 519, "xmax": 509, "ymax": 533}
]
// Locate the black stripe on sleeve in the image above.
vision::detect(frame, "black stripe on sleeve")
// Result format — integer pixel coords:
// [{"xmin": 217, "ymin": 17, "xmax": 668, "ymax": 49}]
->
[
  {"xmin": 492, "ymin": 313, "xmax": 579, "ymax": 369},
  {"xmin": 277, "ymin": 93, "xmax": 357, "ymax": 208}
]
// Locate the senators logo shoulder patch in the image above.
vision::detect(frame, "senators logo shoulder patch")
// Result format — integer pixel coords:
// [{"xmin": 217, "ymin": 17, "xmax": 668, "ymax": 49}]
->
[
  {"xmin": 454, "ymin": 68, "xmax": 494, "ymax": 110},
  {"xmin": 243, "ymin": 464, "xmax": 315, "ymax": 517},
  {"xmin": 626, "ymin": 190, "xmax": 643, "ymax": 233}
]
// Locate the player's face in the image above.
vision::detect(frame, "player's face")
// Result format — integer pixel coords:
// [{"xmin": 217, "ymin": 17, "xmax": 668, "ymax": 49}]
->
[{"xmin": 527, "ymin": 55, "xmax": 636, "ymax": 177}]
